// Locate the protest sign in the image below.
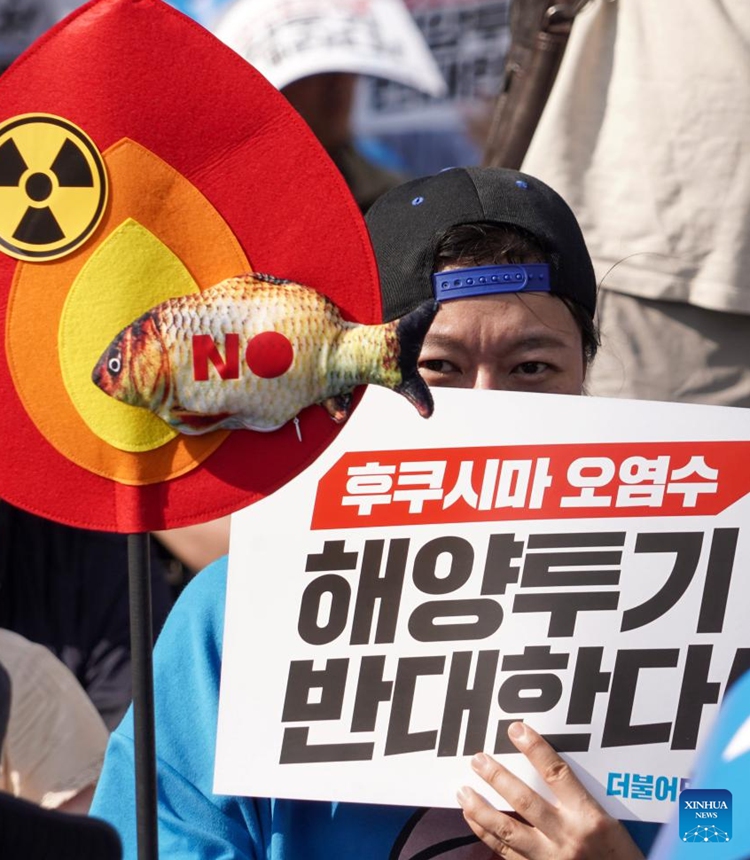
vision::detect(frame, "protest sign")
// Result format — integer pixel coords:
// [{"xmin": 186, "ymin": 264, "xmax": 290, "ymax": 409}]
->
[
  {"xmin": 213, "ymin": 0, "xmax": 446, "ymax": 97},
  {"xmin": 215, "ymin": 387, "xmax": 750, "ymax": 823}
]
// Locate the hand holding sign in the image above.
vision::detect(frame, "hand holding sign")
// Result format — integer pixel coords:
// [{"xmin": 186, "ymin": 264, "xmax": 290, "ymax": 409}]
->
[{"xmin": 458, "ymin": 723, "xmax": 644, "ymax": 860}]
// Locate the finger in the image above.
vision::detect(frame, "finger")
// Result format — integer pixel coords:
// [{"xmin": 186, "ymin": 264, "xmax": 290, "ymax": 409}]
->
[
  {"xmin": 457, "ymin": 785, "xmax": 543, "ymax": 859},
  {"xmin": 470, "ymin": 751, "xmax": 560, "ymax": 837},
  {"xmin": 506, "ymin": 722, "xmax": 601, "ymax": 811}
]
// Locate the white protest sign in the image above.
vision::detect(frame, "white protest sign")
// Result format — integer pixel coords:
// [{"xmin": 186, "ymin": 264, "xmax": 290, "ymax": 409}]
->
[
  {"xmin": 213, "ymin": 0, "xmax": 447, "ymax": 97},
  {"xmin": 215, "ymin": 387, "xmax": 750, "ymax": 823}
]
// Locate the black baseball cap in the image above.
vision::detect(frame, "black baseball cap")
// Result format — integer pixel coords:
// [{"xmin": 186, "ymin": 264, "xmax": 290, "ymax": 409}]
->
[{"xmin": 365, "ymin": 166, "xmax": 597, "ymax": 321}]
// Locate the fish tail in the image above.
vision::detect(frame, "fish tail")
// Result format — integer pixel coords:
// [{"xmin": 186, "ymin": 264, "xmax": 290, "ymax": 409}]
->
[{"xmin": 394, "ymin": 300, "xmax": 438, "ymax": 418}]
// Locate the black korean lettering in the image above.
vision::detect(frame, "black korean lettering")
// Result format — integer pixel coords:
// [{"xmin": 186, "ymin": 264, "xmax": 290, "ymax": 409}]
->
[
  {"xmin": 351, "ymin": 656, "xmax": 393, "ymax": 732},
  {"xmin": 567, "ymin": 647, "xmax": 611, "ymax": 724},
  {"xmin": 497, "ymin": 674, "xmax": 563, "ymax": 714},
  {"xmin": 305, "ymin": 540, "xmax": 358, "ymax": 572},
  {"xmin": 438, "ymin": 650, "xmax": 499, "ymax": 757},
  {"xmin": 542, "ymin": 733, "xmax": 591, "ymax": 752},
  {"xmin": 671, "ymin": 645, "xmax": 720, "ymax": 750},
  {"xmin": 329, "ymin": 20, "xmax": 362, "ymax": 49},
  {"xmin": 501, "ymin": 646, "xmax": 591, "ymax": 751},
  {"xmin": 265, "ymin": 27, "xmax": 287, "ymax": 66},
  {"xmin": 280, "ymin": 728, "xmax": 373, "ymax": 764},
  {"xmin": 297, "ymin": 574, "xmax": 350, "ymax": 645},
  {"xmin": 512, "ymin": 592, "xmax": 619, "ymax": 637},
  {"xmin": 726, "ymin": 648, "xmax": 750, "ymax": 693},
  {"xmin": 298, "ymin": 541, "xmax": 358, "ymax": 644},
  {"xmin": 281, "ymin": 658, "xmax": 349, "ymax": 722},
  {"xmin": 602, "ymin": 649, "xmax": 680, "ymax": 747},
  {"xmin": 409, "ymin": 536, "xmax": 502, "ymax": 641},
  {"xmin": 350, "ymin": 539, "xmax": 408, "ymax": 645},
  {"xmin": 522, "ymin": 532, "xmax": 625, "ymax": 587},
  {"xmin": 319, "ymin": 16, "xmax": 375, "ymax": 51},
  {"xmin": 408, "ymin": 599, "xmax": 503, "ymax": 641},
  {"xmin": 413, "ymin": 536, "xmax": 473, "ymax": 594},
  {"xmin": 621, "ymin": 532, "xmax": 702, "ymax": 632},
  {"xmin": 697, "ymin": 529, "xmax": 738, "ymax": 633},
  {"xmin": 502, "ymin": 645, "xmax": 569, "ymax": 672},
  {"xmin": 480, "ymin": 533, "xmax": 524, "ymax": 595},
  {"xmin": 289, "ymin": 20, "xmax": 317, "ymax": 54},
  {"xmin": 384, "ymin": 656, "xmax": 444, "ymax": 755},
  {"xmin": 493, "ymin": 719, "xmax": 521, "ymax": 754}
]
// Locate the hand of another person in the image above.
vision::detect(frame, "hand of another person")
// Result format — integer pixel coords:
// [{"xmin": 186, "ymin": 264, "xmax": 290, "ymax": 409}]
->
[{"xmin": 457, "ymin": 721, "xmax": 645, "ymax": 860}]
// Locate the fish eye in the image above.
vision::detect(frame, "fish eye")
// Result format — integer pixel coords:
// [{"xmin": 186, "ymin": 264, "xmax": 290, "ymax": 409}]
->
[{"xmin": 108, "ymin": 352, "xmax": 122, "ymax": 375}]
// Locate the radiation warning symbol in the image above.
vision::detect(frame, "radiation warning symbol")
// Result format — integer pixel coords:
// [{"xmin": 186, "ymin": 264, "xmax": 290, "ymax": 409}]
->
[{"xmin": 0, "ymin": 114, "xmax": 108, "ymax": 262}]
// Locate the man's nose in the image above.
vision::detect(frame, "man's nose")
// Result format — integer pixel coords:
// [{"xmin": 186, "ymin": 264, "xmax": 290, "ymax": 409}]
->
[{"xmin": 471, "ymin": 366, "xmax": 506, "ymax": 392}]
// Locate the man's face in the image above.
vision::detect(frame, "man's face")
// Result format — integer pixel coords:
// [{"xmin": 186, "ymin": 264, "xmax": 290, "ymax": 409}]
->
[{"xmin": 417, "ymin": 291, "xmax": 586, "ymax": 395}]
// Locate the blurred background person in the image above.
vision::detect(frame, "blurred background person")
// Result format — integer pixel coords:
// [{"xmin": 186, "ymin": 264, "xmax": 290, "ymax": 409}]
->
[
  {"xmin": 0, "ymin": 661, "xmax": 121, "ymax": 859},
  {"xmin": 0, "ymin": 501, "xmax": 174, "ymax": 730},
  {"xmin": 211, "ymin": 0, "xmax": 447, "ymax": 212},
  {"xmin": 173, "ymin": 0, "xmax": 511, "ymax": 179},
  {"xmin": 515, "ymin": 0, "xmax": 750, "ymax": 407},
  {"xmin": 0, "ymin": 628, "xmax": 108, "ymax": 813}
]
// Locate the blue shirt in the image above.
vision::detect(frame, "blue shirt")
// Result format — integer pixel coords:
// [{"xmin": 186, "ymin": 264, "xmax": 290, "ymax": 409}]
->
[{"xmin": 91, "ymin": 557, "xmax": 659, "ymax": 859}]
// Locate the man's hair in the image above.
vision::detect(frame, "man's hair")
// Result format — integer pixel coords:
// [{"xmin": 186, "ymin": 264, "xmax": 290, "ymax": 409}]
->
[
  {"xmin": 366, "ymin": 167, "xmax": 598, "ymax": 324},
  {"xmin": 433, "ymin": 221, "xmax": 599, "ymax": 364}
]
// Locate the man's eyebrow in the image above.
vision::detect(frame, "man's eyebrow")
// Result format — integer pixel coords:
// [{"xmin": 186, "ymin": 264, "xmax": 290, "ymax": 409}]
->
[
  {"xmin": 508, "ymin": 333, "xmax": 576, "ymax": 350},
  {"xmin": 421, "ymin": 331, "xmax": 575, "ymax": 351},
  {"xmin": 420, "ymin": 332, "xmax": 470, "ymax": 350}
]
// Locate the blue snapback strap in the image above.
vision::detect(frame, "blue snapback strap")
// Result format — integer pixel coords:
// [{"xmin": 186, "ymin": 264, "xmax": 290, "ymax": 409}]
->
[{"xmin": 432, "ymin": 263, "xmax": 551, "ymax": 301}]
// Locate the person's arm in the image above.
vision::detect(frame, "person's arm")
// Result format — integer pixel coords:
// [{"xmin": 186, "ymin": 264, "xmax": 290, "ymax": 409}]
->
[
  {"xmin": 457, "ymin": 721, "xmax": 645, "ymax": 860},
  {"xmin": 56, "ymin": 783, "xmax": 96, "ymax": 814},
  {"xmin": 90, "ymin": 558, "xmax": 266, "ymax": 860}
]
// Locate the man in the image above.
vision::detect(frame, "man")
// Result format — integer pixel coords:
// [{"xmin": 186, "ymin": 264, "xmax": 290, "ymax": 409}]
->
[
  {"xmin": 367, "ymin": 166, "xmax": 598, "ymax": 390},
  {"xmin": 90, "ymin": 168, "xmax": 652, "ymax": 859}
]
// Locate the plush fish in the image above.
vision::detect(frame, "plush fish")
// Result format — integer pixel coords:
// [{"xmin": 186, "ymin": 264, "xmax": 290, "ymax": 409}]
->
[{"xmin": 92, "ymin": 273, "xmax": 437, "ymax": 435}]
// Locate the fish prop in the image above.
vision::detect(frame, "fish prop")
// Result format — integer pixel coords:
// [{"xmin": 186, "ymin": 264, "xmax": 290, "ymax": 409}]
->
[{"xmin": 92, "ymin": 273, "xmax": 438, "ymax": 435}]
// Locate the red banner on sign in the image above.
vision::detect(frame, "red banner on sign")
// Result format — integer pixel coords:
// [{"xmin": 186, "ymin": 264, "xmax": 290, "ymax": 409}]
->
[{"xmin": 312, "ymin": 441, "xmax": 750, "ymax": 529}]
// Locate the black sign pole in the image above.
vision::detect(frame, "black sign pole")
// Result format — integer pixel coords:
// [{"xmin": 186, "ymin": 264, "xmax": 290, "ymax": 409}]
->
[{"xmin": 127, "ymin": 533, "xmax": 159, "ymax": 860}]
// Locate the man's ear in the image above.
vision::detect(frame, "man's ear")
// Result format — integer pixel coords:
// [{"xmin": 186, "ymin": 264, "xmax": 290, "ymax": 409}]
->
[{"xmin": 580, "ymin": 343, "xmax": 590, "ymax": 395}]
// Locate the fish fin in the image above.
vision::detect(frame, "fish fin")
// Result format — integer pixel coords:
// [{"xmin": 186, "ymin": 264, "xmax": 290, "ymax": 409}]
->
[
  {"xmin": 169, "ymin": 410, "xmax": 233, "ymax": 435},
  {"xmin": 395, "ymin": 300, "xmax": 439, "ymax": 418},
  {"xmin": 321, "ymin": 393, "xmax": 352, "ymax": 423},
  {"xmin": 239, "ymin": 419, "xmax": 286, "ymax": 433}
]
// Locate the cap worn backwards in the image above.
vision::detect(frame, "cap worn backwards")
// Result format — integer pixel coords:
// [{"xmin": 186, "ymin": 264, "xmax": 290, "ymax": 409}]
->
[{"xmin": 365, "ymin": 166, "xmax": 597, "ymax": 322}]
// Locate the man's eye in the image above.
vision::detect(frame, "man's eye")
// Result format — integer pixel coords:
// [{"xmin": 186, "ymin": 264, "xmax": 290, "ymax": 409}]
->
[
  {"xmin": 514, "ymin": 361, "xmax": 549, "ymax": 375},
  {"xmin": 418, "ymin": 359, "xmax": 459, "ymax": 374}
]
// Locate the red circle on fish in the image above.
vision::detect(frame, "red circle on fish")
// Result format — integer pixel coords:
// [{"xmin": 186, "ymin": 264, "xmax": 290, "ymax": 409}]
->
[{"xmin": 245, "ymin": 331, "xmax": 294, "ymax": 378}]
